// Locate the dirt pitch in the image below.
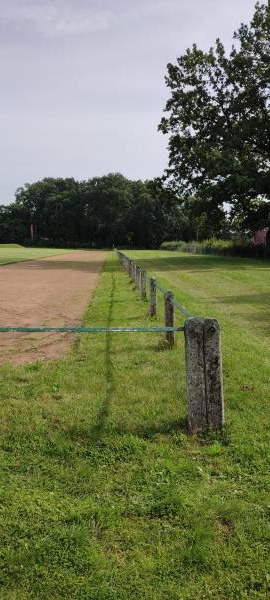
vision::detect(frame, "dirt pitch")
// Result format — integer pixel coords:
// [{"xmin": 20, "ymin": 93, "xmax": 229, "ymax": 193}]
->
[{"xmin": 0, "ymin": 250, "xmax": 107, "ymax": 364}]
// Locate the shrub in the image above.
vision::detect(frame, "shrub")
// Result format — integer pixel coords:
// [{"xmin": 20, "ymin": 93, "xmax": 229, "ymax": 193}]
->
[{"xmin": 160, "ymin": 239, "xmax": 270, "ymax": 259}]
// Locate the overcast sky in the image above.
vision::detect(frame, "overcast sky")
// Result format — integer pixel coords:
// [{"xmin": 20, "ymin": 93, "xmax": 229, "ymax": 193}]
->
[{"xmin": 0, "ymin": 0, "xmax": 260, "ymax": 204}]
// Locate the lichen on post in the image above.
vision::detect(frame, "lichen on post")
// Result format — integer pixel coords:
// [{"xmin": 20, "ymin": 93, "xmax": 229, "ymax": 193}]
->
[
  {"xmin": 184, "ymin": 317, "xmax": 224, "ymax": 433},
  {"xmin": 164, "ymin": 291, "xmax": 175, "ymax": 347}
]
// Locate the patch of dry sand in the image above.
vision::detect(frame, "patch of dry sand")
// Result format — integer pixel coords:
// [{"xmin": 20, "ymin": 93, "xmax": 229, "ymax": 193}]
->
[{"xmin": 0, "ymin": 251, "xmax": 107, "ymax": 364}]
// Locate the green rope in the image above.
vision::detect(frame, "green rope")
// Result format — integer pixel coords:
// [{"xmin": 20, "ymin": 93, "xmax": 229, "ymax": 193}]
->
[
  {"xmin": 116, "ymin": 249, "xmax": 193, "ymax": 318},
  {"xmin": 169, "ymin": 298, "xmax": 192, "ymax": 318},
  {"xmin": 0, "ymin": 326, "xmax": 184, "ymax": 334}
]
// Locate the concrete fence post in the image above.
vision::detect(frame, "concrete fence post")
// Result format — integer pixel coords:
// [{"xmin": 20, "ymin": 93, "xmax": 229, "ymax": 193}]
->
[
  {"xmin": 184, "ymin": 318, "xmax": 224, "ymax": 433},
  {"xmin": 133, "ymin": 264, "xmax": 137, "ymax": 286},
  {"xmin": 164, "ymin": 291, "xmax": 175, "ymax": 347},
  {"xmin": 132, "ymin": 263, "xmax": 136, "ymax": 284},
  {"xmin": 149, "ymin": 278, "xmax": 157, "ymax": 317},
  {"xmin": 128, "ymin": 259, "xmax": 133, "ymax": 279},
  {"xmin": 136, "ymin": 266, "xmax": 141, "ymax": 289},
  {"xmin": 141, "ymin": 271, "xmax": 147, "ymax": 301}
]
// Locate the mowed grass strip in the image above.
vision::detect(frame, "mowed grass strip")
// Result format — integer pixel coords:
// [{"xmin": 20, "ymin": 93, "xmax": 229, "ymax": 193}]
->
[
  {"xmin": 0, "ymin": 251, "xmax": 269, "ymax": 599},
  {"xmin": 0, "ymin": 245, "xmax": 72, "ymax": 266}
]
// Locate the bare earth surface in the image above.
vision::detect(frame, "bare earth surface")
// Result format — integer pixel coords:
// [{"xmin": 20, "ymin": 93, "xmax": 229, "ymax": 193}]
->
[{"xmin": 0, "ymin": 251, "xmax": 107, "ymax": 364}]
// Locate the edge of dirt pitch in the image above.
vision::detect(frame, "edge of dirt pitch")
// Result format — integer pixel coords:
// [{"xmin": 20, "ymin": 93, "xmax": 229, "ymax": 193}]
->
[{"xmin": 0, "ymin": 250, "xmax": 107, "ymax": 364}]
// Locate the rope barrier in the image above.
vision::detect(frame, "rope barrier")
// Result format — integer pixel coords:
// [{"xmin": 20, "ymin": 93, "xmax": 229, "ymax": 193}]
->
[
  {"xmin": 117, "ymin": 249, "xmax": 193, "ymax": 318},
  {"xmin": 155, "ymin": 282, "xmax": 168, "ymax": 295},
  {"xmin": 0, "ymin": 326, "xmax": 184, "ymax": 334},
  {"xmin": 169, "ymin": 298, "xmax": 192, "ymax": 318}
]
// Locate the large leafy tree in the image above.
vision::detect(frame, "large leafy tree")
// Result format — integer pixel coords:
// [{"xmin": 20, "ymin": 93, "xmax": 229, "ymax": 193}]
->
[
  {"xmin": 159, "ymin": 2, "xmax": 270, "ymax": 230},
  {"xmin": 81, "ymin": 173, "xmax": 133, "ymax": 247},
  {"xmin": 15, "ymin": 178, "xmax": 79, "ymax": 240}
]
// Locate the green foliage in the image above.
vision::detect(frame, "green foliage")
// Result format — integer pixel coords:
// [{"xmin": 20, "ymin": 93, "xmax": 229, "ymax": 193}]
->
[
  {"xmin": 174, "ymin": 196, "xmax": 229, "ymax": 241},
  {"xmin": 0, "ymin": 204, "xmax": 29, "ymax": 244},
  {"xmin": 161, "ymin": 240, "xmax": 189, "ymax": 249},
  {"xmin": 160, "ymin": 237, "xmax": 270, "ymax": 259},
  {"xmin": 230, "ymin": 197, "xmax": 270, "ymax": 235},
  {"xmin": 1, "ymin": 251, "xmax": 270, "ymax": 598},
  {"xmin": 159, "ymin": 2, "xmax": 270, "ymax": 230},
  {"xmin": 161, "ymin": 239, "xmax": 237, "ymax": 250},
  {"xmin": 2, "ymin": 174, "xmax": 180, "ymax": 249},
  {"xmin": 203, "ymin": 238, "xmax": 245, "ymax": 250}
]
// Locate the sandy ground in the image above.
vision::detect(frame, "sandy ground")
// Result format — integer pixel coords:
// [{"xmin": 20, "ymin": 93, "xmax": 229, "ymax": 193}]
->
[{"xmin": 0, "ymin": 251, "xmax": 107, "ymax": 364}]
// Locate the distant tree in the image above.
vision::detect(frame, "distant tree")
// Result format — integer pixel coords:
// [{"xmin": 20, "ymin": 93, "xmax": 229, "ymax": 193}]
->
[
  {"xmin": 0, "ymin": 204, "xmax": 28, "ymax": 243},
  {"xmin": 81, "ymin": 173, "xmax": 133, "ymax": 247},
  {"xmin": 7, "ymin": 173, "xmax": 179, "ymax": 248},
  {"xmin": 230, "ymin": 197, "xmax": 270, "ymax": 235},
  {"xmin": 15, "ymin": 178, "xmax": 79, "ymax": 241},
  {"xmin": 159, "ymin": 2, "xmax": 270, "ymax": 231},
  {"xmin": 127, "ymin": 179, "xmax": 178, "ymax": 248},
  {"xmin": 178, "ymin": 197, "xmax": 229, "ymax": 241}
]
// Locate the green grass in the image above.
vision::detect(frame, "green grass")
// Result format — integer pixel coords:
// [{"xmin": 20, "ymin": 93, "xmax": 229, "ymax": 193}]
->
[
  {"xmin": 0, "ymin": 243, "xmax": 23, "ymax": 248},
  {"xmin": 0, "ymin": 250, "xmax": 269, "ymax": 599},
  {"xmin": 0, "ymin": 246, "xmax": 72, "ymax": 266}
]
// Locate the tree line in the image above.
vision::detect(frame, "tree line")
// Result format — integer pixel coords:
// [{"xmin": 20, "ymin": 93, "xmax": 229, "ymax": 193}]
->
[
  {"xmin": 0, "ymin": 173, "xmax": 230, "ymax": 248},
  {"xmin": 0, "ymin": 175, "xmax": 198, "ymax": 248},
  {"xmin": 0, "ymin": 175, "xmax": 165, "ymax": 248}
]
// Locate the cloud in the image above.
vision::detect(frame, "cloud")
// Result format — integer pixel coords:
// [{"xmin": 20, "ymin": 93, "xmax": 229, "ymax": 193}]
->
[
  {"xmin": 0, "ymin": 0, "xmax": 183, "ymax": 37},
  {"xmin": 0, "ymin": 0, "xmax": 120, "ymax": 36}
]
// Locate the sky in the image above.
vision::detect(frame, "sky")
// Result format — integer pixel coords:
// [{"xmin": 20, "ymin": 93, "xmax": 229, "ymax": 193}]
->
[{"xmin": 0, "ymin": 0, "xmax": 260, "ymax": 204}]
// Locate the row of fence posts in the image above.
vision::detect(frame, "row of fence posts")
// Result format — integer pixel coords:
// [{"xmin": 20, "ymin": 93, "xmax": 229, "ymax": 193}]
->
[
  {"xmin": 116, "ymin": 249, "xmax": 224, "ymax": 433},
  {"xmin": 121, "ymin": 250, "xmax": 175, "ymax": 346}
]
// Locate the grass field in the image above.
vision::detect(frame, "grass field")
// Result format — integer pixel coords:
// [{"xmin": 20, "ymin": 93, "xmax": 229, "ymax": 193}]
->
[
  {"xmin": 0, "ymin": 245, "xmax": 71, "ymax": 265},
  {"xmin": 0, "ymin": 250, "xmax": 270, "ymax": 599}
]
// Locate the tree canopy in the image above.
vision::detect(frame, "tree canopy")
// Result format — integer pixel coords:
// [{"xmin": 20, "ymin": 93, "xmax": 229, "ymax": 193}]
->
[
  {"xmin": 0, "ymin": 174, "xmax": 183, "ymax": 248},
  {"xmin": 159, "ymin": 2, "xmax": 270, "ymax": 231}
]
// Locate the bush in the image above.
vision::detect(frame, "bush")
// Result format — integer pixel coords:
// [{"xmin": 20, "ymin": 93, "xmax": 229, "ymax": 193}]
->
[
  {"xmin": 160, "ymin": 240, "xmax": 190, "ymax": 250},
  {"xmin": 160, "ymin": 238, "xmax": 270, "ymax": 259}
]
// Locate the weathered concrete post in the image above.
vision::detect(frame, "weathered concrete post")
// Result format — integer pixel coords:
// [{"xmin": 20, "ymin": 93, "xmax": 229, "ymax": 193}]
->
[
  {"xmin": 141, "ymin": 271, "xmax": 147, "ymax": 301},
  {"xmin": 164, "ymin": 291, "xmax": 175, "ymax": 347},
  {"xmin": 136, "ymin": 266, "xmax": 141, "ymax": 289},
  {"xmin": 128, "ymin": 259, "xmax": 133, "ymax": 279},
  {"xmin": 149, "ymin": 277, "xmax": 157, "ymax": 317},
  {"xmin": 184, "ymin": 318, "xmax": 224, "ymax": 433},
  {"xmin": 132, "ymin": 263, "xmax": 136, "ymax": 284},
  {"xmin": 134, "ymin": 265, "xmax": 137, "ymax": 286}
]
